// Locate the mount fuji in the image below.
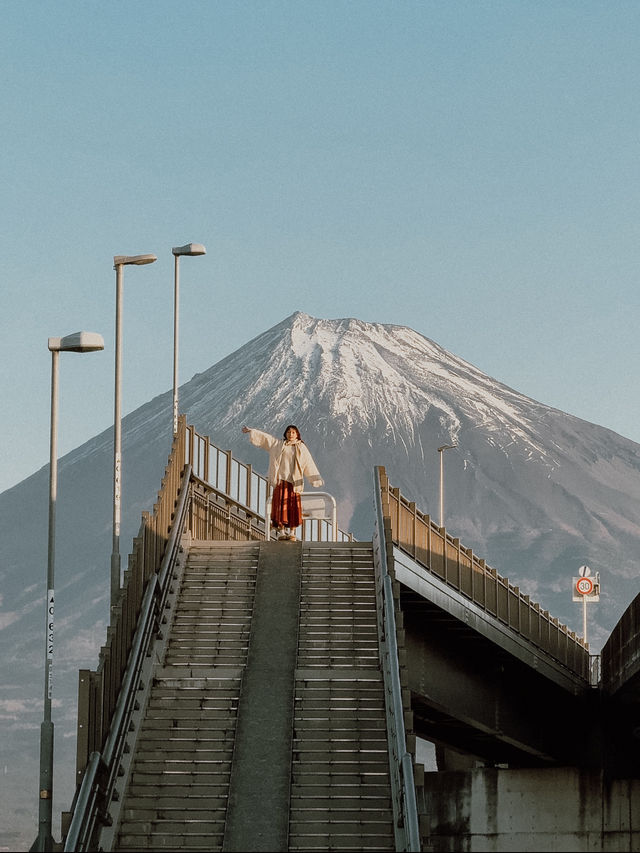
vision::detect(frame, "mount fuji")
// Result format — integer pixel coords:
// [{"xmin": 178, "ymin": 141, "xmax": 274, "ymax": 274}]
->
[{"xmin": 2, "ymin": 310, "xmax": 640, "ymax": 850}]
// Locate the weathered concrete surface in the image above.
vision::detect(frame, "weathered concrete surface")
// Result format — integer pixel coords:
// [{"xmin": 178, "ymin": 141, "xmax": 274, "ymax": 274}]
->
[
  {"xmin": 223, "ymin": 541, "xmax": 302, "ymax": 852},
  {"xmin": 422, "ymin": 766, "xmax": 640, "ymax": 851}
]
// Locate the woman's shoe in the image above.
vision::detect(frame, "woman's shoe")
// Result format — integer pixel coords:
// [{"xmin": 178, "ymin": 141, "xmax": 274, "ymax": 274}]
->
[{"xmin": 288, "ymin": 534, "xmax": 297, "ymax": 541}]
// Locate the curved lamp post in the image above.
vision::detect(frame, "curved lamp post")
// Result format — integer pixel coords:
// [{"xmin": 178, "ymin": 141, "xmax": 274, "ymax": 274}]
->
[
  {"xmin": 111, "ymin": 254, "xmax": 156, "ymax": 613},
  {"xmin": 33, "ymin": 331, "xmax": 104, "ymax": 852},
  {"xmin": 171, "ymin": 243, "xmax": 206, "ymax": 435},
  {"xmin": 437, "ymin": 443, "xmax": 457, "ymax": 529}
]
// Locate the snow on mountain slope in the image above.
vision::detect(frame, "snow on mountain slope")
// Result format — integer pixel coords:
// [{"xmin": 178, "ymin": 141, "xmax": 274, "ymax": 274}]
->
[{"xmin": 177, "ymin": 313, "xmax": 640, "ymax": 642}]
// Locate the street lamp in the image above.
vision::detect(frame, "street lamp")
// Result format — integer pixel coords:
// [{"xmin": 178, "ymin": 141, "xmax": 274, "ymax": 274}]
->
[
  {"xmin": 171, "ymin": 243, "xmax": 206, "ymax": 435},
  {"xmin": 33, "ymin": 331, "xmax": 104, "ymax": 852},
  {"xmin": 111, "ymin": 253, "xmax": 156, "ymax": 612},
  {"xmin": 438, "ymin": 443, "xmax": 457, "ymax": 529}
]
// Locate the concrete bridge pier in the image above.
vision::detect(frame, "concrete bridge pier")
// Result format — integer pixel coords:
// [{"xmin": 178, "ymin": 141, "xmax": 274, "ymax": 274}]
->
[{"xmin": 421, "ymin": 765, "xmax": 640, "ymax": 851}]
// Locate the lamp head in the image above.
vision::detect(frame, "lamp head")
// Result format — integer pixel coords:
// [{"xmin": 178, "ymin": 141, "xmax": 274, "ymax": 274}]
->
[
  {"xmin": 48, "ymin": 332, "xmax": 105, "ymax": 353},
  {"xmin": 172, "ymin": 243, "xmax": 206, "ymax": 257},
  {"xmin": 113, "ymin": 253, "xmax": 157, "ymax": 267},
  {"xmin": 438, "ymin": 444, "xmax": 457, "ymax": 452}
]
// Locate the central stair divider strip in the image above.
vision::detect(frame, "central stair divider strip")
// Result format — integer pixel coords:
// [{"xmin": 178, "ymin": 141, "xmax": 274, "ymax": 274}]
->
[{"xmin": 222, "ymin": 540, "xmax": 303, "ymax": 852}]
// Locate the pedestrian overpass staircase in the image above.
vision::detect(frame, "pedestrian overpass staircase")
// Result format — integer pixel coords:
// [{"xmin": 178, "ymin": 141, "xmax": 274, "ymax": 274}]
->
[
  {"xmin": 112, "ymin": 540, "xmax": 396, "ymax": 851},
  {"xmin": 62, "ymin": 419, "xmax": 419, "ymax": 851},
  {"xmin": 59, "ymin": 418, "xmax": 640, "ymax": 851}
]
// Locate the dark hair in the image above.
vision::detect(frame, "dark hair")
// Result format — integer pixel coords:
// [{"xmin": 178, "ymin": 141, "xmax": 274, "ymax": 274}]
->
[{"xmin": 283, "ymin": 424, "xmax": 301, "ymax": 441}]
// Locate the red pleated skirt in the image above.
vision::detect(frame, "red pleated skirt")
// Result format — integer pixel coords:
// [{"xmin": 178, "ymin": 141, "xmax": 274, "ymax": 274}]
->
[{"xmin": 271, "ymin": 480, "xmax": 302, "ymax": 529}]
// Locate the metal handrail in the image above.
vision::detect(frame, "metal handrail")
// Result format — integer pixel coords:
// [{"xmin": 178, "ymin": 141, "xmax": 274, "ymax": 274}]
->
[
  {"xmin": 265, "ymin": 489, "xmax": 340, "ymax": 541},
  {"xmin": 62, "ymin": 752, "xmax": 102, "ymax": 852},
  {"xmin": 186, "ymin": 422, "xmax": 352, "ymax": 542},
  {"xmin": 300, "ymin": 491, "xmax": 338, "ymax": 541},
  {"xmin": 372, "ymin": 470, "xmax": 421, "ymax": 851},
  {"xmin": 63, "ymin": 466, "xmax": 192, "ymax": 851}
]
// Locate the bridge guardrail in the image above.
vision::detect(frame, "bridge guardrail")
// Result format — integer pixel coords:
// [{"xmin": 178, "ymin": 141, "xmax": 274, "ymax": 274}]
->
[
  {"xmin": 71, "ymin": 417, "xmax": 189, "ymax": 802},
  {"xmin": 377, "ymin": 466, "xmax": 590, "ymax": 680},
  {"xmin": 601, "ymin": 589, "xmax": 640, "ymax": 695},
  {"xmin": 185, "ymin": 424, "xmax": 352, "ymax": 542}
]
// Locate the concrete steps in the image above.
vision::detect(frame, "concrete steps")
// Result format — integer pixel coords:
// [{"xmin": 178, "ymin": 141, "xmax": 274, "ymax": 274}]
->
[
  {"xmin": 114, "ymin": 542, "xmax": 259, "ymax": 851},
  {"xmin": 112, "ymin": 539, "xmax": 395, "ymax": 851},
  {"xmin": 289, "ymin": 542, "xmax": 394, "ymax": 851}
]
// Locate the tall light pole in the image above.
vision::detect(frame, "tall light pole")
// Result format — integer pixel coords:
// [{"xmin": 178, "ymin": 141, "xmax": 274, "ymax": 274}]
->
[
  {"xmin": 111, "ymin": 254, "xmax": 156, "ymax": 612},
  {"xmin": 171, "ymin": 243, "xmax": 206, "ymax": 435},
  {"xmin": 33, "ymin": 332, "xmax": 104, "ymax": 852},
  {"xmin": 438, "ymin": 443, "xmax": 457, "ymax": 529}
]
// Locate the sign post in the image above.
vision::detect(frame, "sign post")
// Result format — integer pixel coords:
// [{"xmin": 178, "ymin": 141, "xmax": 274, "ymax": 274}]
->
[{"xmin": 572, "ymin": 565, "xmax": 600, "ymax": 644}]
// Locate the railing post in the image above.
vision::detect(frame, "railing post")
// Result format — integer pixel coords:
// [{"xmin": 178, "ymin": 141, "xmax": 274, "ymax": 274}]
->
[
  {"xmin": 409, "ymin": 501, "xmax": 417, "ymax": 558},
  {"xmin": 203, "ymin": 433, "xmax": 211, "ymax": 485},
  {"xmin": 225, "ymin": 450, "xmax": 232, "ymax": 496},
  {"xmin": 75, "ymin": 670, "xmax": 91, "ymax": 784},
  {"xmin": 442, "ymin": 528, "xmax": 447, "ymax": 582},
  {"xmin": 245, "ymin": 462, "xmax": 252, "ymax": 510}
]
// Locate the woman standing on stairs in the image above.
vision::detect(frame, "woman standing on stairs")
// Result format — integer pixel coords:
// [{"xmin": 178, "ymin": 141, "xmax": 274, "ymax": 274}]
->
[{"xmin": 242, "ymin": 424, "xmax": 324, "ymax": 541}]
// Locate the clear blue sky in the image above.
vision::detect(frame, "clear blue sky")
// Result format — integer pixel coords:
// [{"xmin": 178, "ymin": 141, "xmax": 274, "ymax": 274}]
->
[{"xmin": 2, "ymin": 0, "xmax": 640, "ymax": 493}]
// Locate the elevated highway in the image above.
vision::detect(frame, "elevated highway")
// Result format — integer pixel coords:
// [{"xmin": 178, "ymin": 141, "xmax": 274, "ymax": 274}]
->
[{"xmin": 58, "ymin": 419, "xmax": 640, "ymax": 851}]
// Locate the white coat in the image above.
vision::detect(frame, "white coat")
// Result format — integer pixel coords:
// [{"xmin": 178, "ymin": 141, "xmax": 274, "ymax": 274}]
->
[{"xmin": 246, "ymin": 429, "xmax": 324, "ymax": 493}]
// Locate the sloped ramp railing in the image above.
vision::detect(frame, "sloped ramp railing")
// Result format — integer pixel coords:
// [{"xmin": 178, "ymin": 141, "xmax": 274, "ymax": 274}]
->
[
  {"xmin": 376, "ymin": 466, "xmax": 590, "ymax": 679},
  {"xmin": 601, "ymin": 588, "xmax": 640, "ymax": 696}
]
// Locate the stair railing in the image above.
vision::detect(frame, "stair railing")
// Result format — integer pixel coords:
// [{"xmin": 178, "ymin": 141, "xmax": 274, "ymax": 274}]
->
[
  {"xmin": 372, "ymin": 467, "xmax": 421, "ymax": 851},
  {"xmin": 63, "ymin": 464, "xmax": 192, "ymax": 851}
]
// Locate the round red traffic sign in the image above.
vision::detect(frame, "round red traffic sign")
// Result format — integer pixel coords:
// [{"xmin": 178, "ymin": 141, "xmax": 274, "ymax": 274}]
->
[{"xmin": 576, "ymin": 577, "xmax": 594, "ymax": 596}]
